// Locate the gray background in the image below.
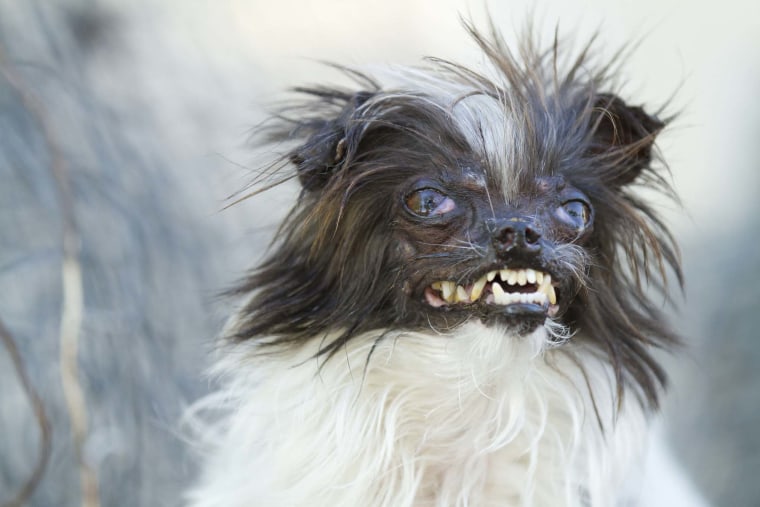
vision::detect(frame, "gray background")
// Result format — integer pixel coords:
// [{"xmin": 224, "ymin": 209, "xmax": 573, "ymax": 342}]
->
[{"xmin": 1, "ymin": 0, "xmax": 758, "ymax": 505}]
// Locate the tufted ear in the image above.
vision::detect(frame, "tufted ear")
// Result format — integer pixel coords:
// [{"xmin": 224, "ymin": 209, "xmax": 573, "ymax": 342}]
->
[
  {"xmin": 289, "ymin": 91, "xmax": 374, "ymax": 192},
  {"xmin": 589, "ymin": 93, "xmax": 665, "ymax": 187}
]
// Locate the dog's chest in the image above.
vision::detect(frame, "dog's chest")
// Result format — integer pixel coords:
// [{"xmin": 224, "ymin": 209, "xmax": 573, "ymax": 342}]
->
[{"xmin": 188, "ymin": 324, "xmax": 648, "ymax": 507}]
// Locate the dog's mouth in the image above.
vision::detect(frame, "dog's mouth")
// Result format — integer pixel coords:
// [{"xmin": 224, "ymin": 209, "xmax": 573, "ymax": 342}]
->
[{"xmin": 423, "ymin": 268, "xmax": 559, "ymax": 318}]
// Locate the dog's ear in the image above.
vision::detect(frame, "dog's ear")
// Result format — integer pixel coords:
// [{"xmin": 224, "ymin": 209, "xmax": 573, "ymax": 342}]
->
[
  {"xmin": 290, "ymin": 91, "xmax": 374, "ymax": 192},
  {"xmin": 589, "ymin": 93, "xmax": 665, "ymax": 187}
]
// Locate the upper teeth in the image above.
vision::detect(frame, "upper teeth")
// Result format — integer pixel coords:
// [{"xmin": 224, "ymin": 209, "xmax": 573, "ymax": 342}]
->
[{"xmin": 431, "ymin": 268, "xmax": 557, "ymax": 306}]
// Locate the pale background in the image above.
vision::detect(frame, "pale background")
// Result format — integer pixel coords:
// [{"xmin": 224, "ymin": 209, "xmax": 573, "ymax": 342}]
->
[{"xmin": 1, "ymin": 0, "xmax": 758, "ymax": 505}]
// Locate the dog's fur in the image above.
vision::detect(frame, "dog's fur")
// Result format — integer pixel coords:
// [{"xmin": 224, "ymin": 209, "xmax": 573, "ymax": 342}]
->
[{"xmin": 186, "ymin": 23, "xmax": 680, "ymax": 507}]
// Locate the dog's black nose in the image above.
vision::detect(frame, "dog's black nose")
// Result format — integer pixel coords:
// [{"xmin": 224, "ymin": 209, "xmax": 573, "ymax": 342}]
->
[{"xmin": 489, "ymin": 218, "xmax": 542, "ymax": 256}]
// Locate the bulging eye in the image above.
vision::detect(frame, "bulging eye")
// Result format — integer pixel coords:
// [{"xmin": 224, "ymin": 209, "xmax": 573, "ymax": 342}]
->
[
  {"xmin": 405, "ymin": 188, "xmax": 456, "ymax": 217},
  {"xmin": 557, "ymin": 200, "xmax": 592, "ymax": 229}
]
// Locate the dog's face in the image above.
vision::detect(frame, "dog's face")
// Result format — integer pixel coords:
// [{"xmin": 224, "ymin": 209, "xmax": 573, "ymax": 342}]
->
[
  {"xmin": 351, "ymin": 132, "xmax": 595, "ymax": 333},
  {"xmin": 396, "ymin": 167, "xmax": 591, "ymax": 332},
  {"xmin": 274, "ymin": 86, "xmax": 659, "ymax": 333},
  {"xmin": 233, "ymin": 30, "xmax": 680, "ymax": 408}
]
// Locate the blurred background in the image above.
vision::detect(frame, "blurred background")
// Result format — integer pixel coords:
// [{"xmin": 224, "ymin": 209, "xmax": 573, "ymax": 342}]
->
[{"xmin": 1, "ymin": 0, "xmax": 758, "ymax": 505}]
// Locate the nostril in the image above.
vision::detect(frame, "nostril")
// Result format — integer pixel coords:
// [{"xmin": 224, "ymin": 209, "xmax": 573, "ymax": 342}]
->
[
  {"xmin": 496, "ymin": 227, "xmax": 516, "ymax": 246},
  {"xmin": 490, "ymin": 220, "xmax": 542, "ymax": 255},
  {"xmin": 525, "ymin": 227, "xmax": 541, "ymax": 245}
]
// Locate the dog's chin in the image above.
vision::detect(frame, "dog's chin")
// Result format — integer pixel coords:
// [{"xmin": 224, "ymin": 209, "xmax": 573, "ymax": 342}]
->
[{"xmin": 423, "ymin": 297, "xmax": 549, "ymax": 333}]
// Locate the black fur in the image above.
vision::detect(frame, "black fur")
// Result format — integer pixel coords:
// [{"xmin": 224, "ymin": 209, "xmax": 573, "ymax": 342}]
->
[{"xmin": 230, "ymin": 24, "xmax": 681, "ymax": 410}]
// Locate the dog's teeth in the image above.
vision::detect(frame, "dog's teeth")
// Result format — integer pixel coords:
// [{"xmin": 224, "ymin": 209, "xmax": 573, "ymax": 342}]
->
[
  {"xmin": 535, "ymin": 274, "xmax": 556, "ymax": 304},
  {"xmin": 441, "ymin": 281, "xmax": 456, "ymax": 302},
  {"xmin": 434, "ymin": 269, "xmax": 553, "ymax": 307},
  {"xmin": 470, "ymin": 276, "xmax": 487, "ymax": 302},
  {"xmin": 492, "ymin": 282, "xmax": 507, "ymax": 304},
  {"xmin": 455, "ymin": 285, "xmax": 469, "ymax": 303}
]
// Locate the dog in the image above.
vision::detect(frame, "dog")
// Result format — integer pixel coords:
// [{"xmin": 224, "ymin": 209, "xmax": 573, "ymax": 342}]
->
[{"xmin": 186, "ymin": 22, "xmax": 681, "ymax": 507}]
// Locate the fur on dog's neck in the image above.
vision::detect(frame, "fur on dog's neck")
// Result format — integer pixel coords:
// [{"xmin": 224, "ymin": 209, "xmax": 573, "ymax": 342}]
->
[{"xmin": 187, "ymin": 323, "xmax": 650, "ymax": 507}]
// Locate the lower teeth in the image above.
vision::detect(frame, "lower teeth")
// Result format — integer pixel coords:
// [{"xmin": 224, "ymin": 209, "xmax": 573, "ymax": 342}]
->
[{"xmin": 492, "ymin": 291, "xmax": 546, "ymax": 306}]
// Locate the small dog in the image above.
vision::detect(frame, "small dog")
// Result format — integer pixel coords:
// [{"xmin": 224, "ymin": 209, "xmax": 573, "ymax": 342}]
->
[{"xmin": 187, "ymin": 23, "xmax": 681, "ymax": 507}]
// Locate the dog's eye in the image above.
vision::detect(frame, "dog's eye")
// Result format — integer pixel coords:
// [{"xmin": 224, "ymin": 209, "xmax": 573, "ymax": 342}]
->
[
  {"xmin": 557, "ymin": 200, "xmax": 591, "ymax": 228},
  {"xmin": 405, "ymin": 188, "xmax": 456, "ymax": 217}
]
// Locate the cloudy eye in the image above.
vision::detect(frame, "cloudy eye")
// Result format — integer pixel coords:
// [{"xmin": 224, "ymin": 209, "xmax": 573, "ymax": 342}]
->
[
  {"xmin": 405, "ymin": 188, "xmax": 456, "ymax": 217},
  {"xmin": 557, "ymin": 200, "xmax": 591, "ymax": 229}
]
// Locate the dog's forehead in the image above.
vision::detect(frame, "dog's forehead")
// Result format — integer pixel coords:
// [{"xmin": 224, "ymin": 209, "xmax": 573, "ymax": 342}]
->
[
  {"xmin": 447, "ymin": 94, "xmax": 531, "ymax": 199},
  {"xmin": 461, "ymin": 165, "xmax": 487, "ymax": 187},
  {"xmin": 373, "ymin": 67, "xmax": 586, "ymax": 200}
]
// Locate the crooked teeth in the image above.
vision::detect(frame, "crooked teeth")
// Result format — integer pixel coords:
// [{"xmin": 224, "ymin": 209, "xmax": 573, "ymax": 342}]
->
[
  {"xmin": 497, "ymin": 268, "xmax": 538, "ymax": 287},
  {"xmin": 492, "ymin": 284, "xmax": 547, "ymax": 306},
  {"xmin": 429, "ymin": 269, "xmax": 558, "ymax": 307},
  {"xmin": 492, "ymin": 281, "xmax": 507, "ymax": 304},
  {"xmin": 547, "ymin": 284, "xmax": 557, "ymax": 305},
  {"xmin": 440, "ymin": 281, "xmax": 456, "ymax": 302},
  {"xmin": 539, "ymin": 274, "xmax": 557, "ymax": 305},
  {"xmin": 470, "ymin": 275, "xmax": 487, "ymax": 302}
]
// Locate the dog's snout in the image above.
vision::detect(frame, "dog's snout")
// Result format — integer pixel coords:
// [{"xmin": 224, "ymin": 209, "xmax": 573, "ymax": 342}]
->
[{"xmin": 489, "ymin": 219, "xmax": 542, "ymax": 255}]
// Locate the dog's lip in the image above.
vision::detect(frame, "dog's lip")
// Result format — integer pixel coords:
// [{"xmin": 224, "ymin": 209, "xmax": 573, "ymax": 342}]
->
[
  {"xmin": 422, "ymin": 266, "xmax": 560, "ymax": 318},
  {"xmin": 424, "ymin": 286, "xmax": 559, "ymax": 320}
]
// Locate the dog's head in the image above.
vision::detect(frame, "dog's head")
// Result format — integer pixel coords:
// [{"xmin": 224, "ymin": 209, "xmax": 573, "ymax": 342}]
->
[{"xmin": 231, "ymin": 27, "xmax": 681, "ymax": 408}]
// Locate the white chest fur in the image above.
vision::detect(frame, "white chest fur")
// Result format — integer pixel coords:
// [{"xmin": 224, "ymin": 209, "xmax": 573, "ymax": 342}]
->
[{"xmin": 186, "ymin": 322, "xmax": 650, "ymax": 507}]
